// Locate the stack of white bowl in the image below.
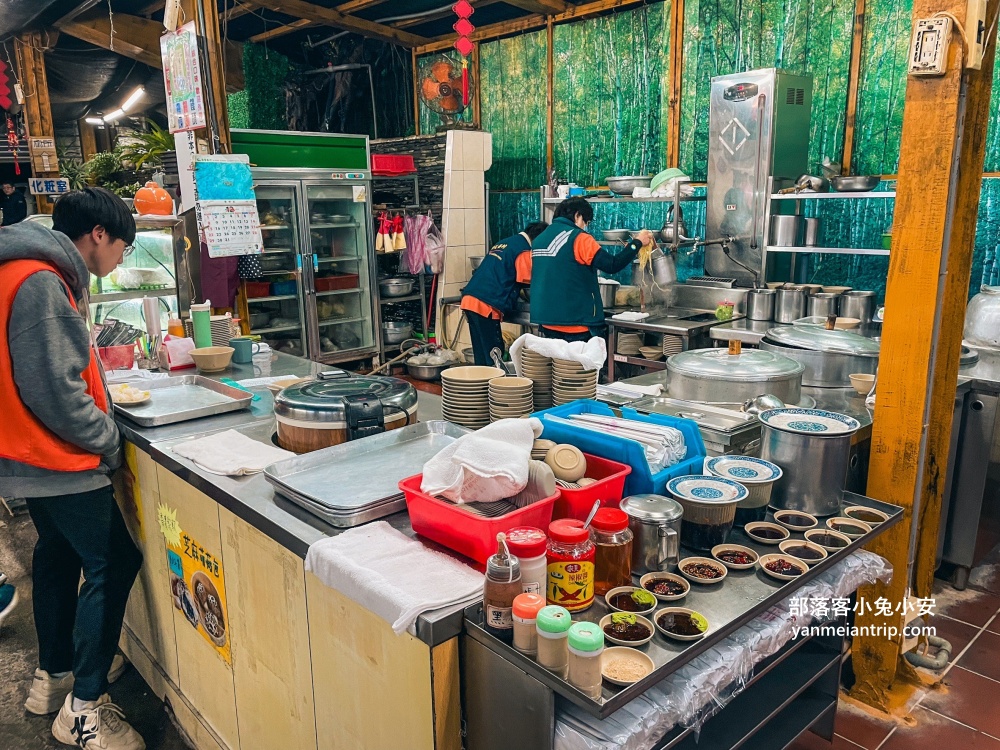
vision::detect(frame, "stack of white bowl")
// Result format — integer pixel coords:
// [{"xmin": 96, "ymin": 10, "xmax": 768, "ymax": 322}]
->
[
  {"xmin": 440, "ymin": 366, "xmax": 505, "ymax": 428},
  {"xmin": 521, "ymin": 348, "xmax": 553, "ymax": 410},
  {"xmin": 488, "ymin": 377, "xmax": 534, "ymax": 422},
  {"xmin": 552, "ymin": 358, "xmax": 598, "ymax": 404},
  {"xmin": 662, "ymin": 334, "xmax": 684, "ymax": 356},
  {"xmin": 617, "ymin": 333, "xmax": 643, "ymax": 356}
]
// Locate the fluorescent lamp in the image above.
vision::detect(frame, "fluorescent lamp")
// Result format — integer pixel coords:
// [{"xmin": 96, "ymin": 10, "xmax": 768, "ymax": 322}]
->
[
  {"xmin": 85, "ymin": 117, "xmax": 104, "ymax": 125},
  {"xmin": 121, "ymin": 87, "xmax": 145, "ymax": 112},
  {"xmin": 103, "ymin": 109, "xmax": 125, "ymax": 123}
]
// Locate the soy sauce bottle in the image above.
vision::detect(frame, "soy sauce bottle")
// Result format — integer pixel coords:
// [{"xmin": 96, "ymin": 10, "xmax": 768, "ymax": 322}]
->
[{"xmin": 483, "ymin": 533, "xmax": 522, "ymax": 644}]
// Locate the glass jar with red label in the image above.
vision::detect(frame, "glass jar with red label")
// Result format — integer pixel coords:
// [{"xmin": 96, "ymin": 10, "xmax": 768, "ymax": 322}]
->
[{"xmin": 546, "ymin": 519, "xmax": 596, "ymax": 612}]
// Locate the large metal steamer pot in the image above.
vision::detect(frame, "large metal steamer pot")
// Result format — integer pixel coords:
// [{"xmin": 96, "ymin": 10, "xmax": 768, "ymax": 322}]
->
[
  {"xmin": 666, "ymin": 348, "xmax": 804, "ymax": 405},
  {"xmin": 760, "ymin": 325, "xmax": 879, "ymax": 388}
]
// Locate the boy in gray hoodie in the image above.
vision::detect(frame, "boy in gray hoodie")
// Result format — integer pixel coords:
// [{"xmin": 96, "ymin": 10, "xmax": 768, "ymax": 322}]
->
[{"xmin": 0, "ymin": 187, "xmax": 145, "ymax": 750}]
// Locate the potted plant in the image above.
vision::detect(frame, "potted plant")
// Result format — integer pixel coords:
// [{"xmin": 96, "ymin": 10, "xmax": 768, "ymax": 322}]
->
[{"xmin": 118, "ymin": 121, "xmax": 175, "ymax": 174}]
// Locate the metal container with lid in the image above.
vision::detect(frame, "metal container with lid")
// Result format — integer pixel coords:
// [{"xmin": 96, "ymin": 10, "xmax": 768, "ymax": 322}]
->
[
  {"xmin": 667, "ymin": 348, "xmax": 804, "ymax": 405},
  {"xmin": 619, "ymin": 494, "xmax": 683, "ymax": 574},
  {"xmin": 761, "ymin": 325, "xmax": 879, "ymax": 387},
  {"xmin": 775, "ymin": 286, "xmax": 807, "ymax": 323},
  {"xmin": 273, "ymin": 375, "xmax": 418, "ymax": 452}
]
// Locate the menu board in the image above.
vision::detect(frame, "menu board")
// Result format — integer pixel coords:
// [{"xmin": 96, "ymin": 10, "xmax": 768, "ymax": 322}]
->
[
  {"xmin": 160, "ymin": 21, "xmax": 207, "ymax": 133},
  {"xmin": 198, "ymin": 200, "xmax": 264, "ymax": 258}
]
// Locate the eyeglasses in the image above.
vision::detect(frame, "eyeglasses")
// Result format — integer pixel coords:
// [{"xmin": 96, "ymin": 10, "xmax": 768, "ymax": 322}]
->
[{"xmin": 122, "ymin": 244, "xmax": 135, "ymax": 258}]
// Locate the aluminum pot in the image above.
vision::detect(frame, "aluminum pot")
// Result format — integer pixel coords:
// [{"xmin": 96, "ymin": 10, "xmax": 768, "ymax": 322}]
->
[
  {"xmin": 746, "ymin": 289, "xmax": 775, "ymax": 321},
  {"xmin": 775, "ymin": 286, "xmax": 807, "ymax": 323},
  {"xmin": 379, "ymin": 277, "xmax": 415, "ymax": 297},
  {"xmin": 803, "ymin": 217, "xmax": 821, "ymax": 247},
  {"xmin": 598, "ymin": 279, "xmax": 620, "ymax": 308},
  {"xmin": 840, "ymin": 291, "xmax": 876, "ymax": 323},
  {"xmin": 759, "ymin": 408, "xmax": 861, "ymax": 516},
  {"xmin": 770, "ymin": 215, "xmax": 803, "ymax": 247},
  {"xmin": 808, "ymin": 293, "xmax": 840, "ymax": 318},
  {"xmin": 650, "ymin": 247, "xmax": 677, "ymax": 286},
  {"xmin": 760, "ymin": 339, "xmax": 877, "ymax": 387},
  {"xmin": 667, "ymin": 348, "xmax": 803, "ymax": 405},
  {"xmin": 620, "ymin": 494, "xmax": 683, "ymax": 574},
  {"xmin": 382, "ymin": 321, "xmax": 414, "ymax": 344}
]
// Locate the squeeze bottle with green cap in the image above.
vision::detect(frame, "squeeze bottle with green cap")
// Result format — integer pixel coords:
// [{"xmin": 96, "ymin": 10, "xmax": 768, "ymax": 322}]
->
[
  {"xmin": 191, "ymin": 301, "xmax": 212, "ymax": 348},
  {"xmin": 567, "ymin": 621, "xmax": 605, "ymax": 699},
  {"xmin": 483, "ymin": 533, "xmax": 521, "ymax": 645},
  {"xmin": 535, "ymin": 605, "xmax": 572, "ymax": 678}
]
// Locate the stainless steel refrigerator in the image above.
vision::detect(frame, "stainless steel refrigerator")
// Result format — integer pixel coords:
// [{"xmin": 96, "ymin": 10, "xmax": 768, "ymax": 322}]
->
[{"xmin": 245, "ymin": 168, "xmax": 377, "ymax": 364}]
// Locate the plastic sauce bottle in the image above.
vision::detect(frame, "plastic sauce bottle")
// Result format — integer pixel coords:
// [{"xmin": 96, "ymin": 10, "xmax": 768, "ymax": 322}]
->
[
  {"xmin": 547, "ymin": 519, "xmax": 596, "ymax": 612},
  {"xmin": 511, "ymin": 593, "xmax": 546, "ymax": 655},
  {"xmin": 535, "ymin": 605, "xmax": 572, "ymax": 678},
  {"xmin": 567, "ymin": 621, "xmax": 605, "ymax": 699},
  {"xmin": 591, "ymin": 508, "xmax": 634, "ymax": 596},
  {"xmin": 506, "ymin": 526, "xmax": 548, "ymax": 596},
  {"xmin": 483, "ymin": 533, "xmax": 521, "ymax": 645}
]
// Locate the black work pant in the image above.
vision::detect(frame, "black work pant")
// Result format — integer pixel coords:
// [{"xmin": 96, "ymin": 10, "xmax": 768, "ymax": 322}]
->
[
  {"xmin": 539, "ymin": 325, "xmax": 607, "ymax": 343},
  {"xmin": 467, "ymin": 311, "xmax": 504, "ymax": 366},
  {"xmin": 26, "ymin": 485, "xmax": 142, "ymax": 701}
]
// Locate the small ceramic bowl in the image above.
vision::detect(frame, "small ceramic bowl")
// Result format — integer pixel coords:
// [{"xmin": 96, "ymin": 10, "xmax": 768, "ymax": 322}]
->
[
  {"xmin": 577, "ymin": 477, "xmax": 597, "ymax": 487},
  {"xmin": 779, "ymin": 539, "xmax": 829, "ymax": 565},
  {"xmin": 599, "ymin": 613, "xmax": 655, "ymax": 647},
  {"xmin": 843, "ymin": 505, "xmax": 889, "ymax": 526},
  {"xmin": 826, "ymin": 517, "xmax": 872, "ymax": 538},
  {"xmin": 639, "ymin": 572, "xmax": 690, "ymax": 601},
  {"xmin": 849, "ymin": 373, "xmax": 876, "ymax": 395},
  {"xmin": 744, "ymin": 521, "xmax": 790, "ymax": 545},
  {"xmin": 605, "ymin": 586, "xmax": 657, "ymax": 616},
  {"xmin": 545, "ymin": 444, "xmax": 587, "ymax": 482},
  {"xmin": 677, "ymin": 557, "xmax": 728, "ymax": 585},
  {"xmin": 804, "ymin": 528, "xmax": 852, "ymax": 552},
  {"xmin": 758, "ymin": 553, "xmax": 809, "ymax": 581},
  {"xmin": 711, "ymin": 544, "xmax": 759, "ymax": 570},
  {"xmin": 654, "ymin": 607, "xmax": 709, "ymax": 641},
  {"xmin": 602, "ymin": 647, "xmax": 655, "ymax": 686},
  {"xmin": 773, "ymin": 510, "xmax": 819, "ymax": 532},
  {"xmin": 821, "ymin": 286, "xmax": 853, "ymax": 295}
]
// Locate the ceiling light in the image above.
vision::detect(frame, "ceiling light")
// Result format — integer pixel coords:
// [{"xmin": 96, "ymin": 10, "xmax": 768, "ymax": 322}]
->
[
  {"xmin": 85, "ymin": 117, "xmax": 104, "ymax": 125},
  {"xmin": 103, "ymin": 109, "xmax": 125, "ymax": 123},
  {"xmin": 121, "ymin": 86, "xmax": 145, "ymax": 112}
]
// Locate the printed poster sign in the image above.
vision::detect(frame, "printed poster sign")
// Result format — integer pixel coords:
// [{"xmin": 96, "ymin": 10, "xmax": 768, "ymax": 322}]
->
[
  {"xmin": 166, "ymin": 530, "xmax": 231, "ymax": 665},
  {"xmin": 29, "ymin": 178, "xmax": 70, "ymax": 195},
  {"xmin": 28, "ymin": 138, "xmax": 59, "ymax": 173},
  {"xmin": 160, "ymin": 21, "xmax": 207, "ymax": 133}
]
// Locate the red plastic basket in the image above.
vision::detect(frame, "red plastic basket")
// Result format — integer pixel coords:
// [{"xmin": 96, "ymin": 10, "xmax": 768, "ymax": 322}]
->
[
  {"xmin": 372, "ymin": 154, "xmax": 417, "ymax": 176},
  {"xmin": 552, "ymin": 454, "xmax": 633, "ymax": 522},
  {"xmin": 98, "ymin": 344, "xmax": 136, "ymax": 371},
  {"xmin": 400, "ymin": 474, "xmax": 560, "ymax": 564},
  {"xmin": 315, "ymin": 273, "xmax": 359, "ymax": 292},
  {"xmin": 244, "ymin": 281, "xmax": 271, "ymax": 298}
]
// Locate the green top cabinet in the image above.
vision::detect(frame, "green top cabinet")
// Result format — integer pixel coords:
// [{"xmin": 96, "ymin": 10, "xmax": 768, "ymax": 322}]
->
[{"xmin": 231, "ymin": 129, "xmax": 370, "ymax": 172}]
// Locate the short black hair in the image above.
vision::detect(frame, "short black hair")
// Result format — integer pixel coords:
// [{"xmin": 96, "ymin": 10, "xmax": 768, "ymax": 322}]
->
[
  {"xmin": 553, "ymin": 197, "xmax": 593, "ymax": 224},
  {"xmin": 52, "ymin": 187, "xmax": 136, "ymax": 245},
  {"xmin": 524, "ymin": 222, "xmax": 548, "ymax": 240}
]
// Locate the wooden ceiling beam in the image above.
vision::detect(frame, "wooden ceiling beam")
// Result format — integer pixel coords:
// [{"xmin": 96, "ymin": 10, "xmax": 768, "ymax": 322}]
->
[
  {"xmin": 392, "ymin": 0, "xmax": 504, "ymax": 30},
  {"xmin": 257, "ymin": 0, "xmax": 428, "ymax": 46},
  {"xmin": 335, "ymin": 0, "xmax": 392, "ymax": 12},
  {"xmin": 134, "ymin": 0, "xmax": 167, "ymax": 16},
  {"xmin": 249, "ymin": 18, "xmax": 316, "ymax": 42},
  {"xmin": 220, "ymin": 1, "xmax": 259, "ymax": 22},
  {"xmin": 415, "ymin": 0, "xmax": 650, "ymax": 53},
  {"xmin": 504, "ymin": 0, "xmax": 568, "ymax": 13},
  {"xmin": 55, "ymin": 0, "xmax": 102, "ymax": 26}
]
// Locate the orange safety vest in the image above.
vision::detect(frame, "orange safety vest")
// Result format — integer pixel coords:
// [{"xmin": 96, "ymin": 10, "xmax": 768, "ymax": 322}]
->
[{"xmin": 0, "ymin": 258, "xmax": 108, "ymax": 471}]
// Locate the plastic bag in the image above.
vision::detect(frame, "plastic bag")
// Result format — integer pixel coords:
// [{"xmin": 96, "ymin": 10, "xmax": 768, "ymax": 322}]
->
[{"xmin": 425, "ymin": 214, "xmax": 446, "ymax": 275}]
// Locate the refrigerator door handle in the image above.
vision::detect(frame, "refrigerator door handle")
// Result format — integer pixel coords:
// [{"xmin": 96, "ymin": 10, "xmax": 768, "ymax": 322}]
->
[{"xmin": 313, "ymin": 255, "xmax": 319, "ymax": 273}]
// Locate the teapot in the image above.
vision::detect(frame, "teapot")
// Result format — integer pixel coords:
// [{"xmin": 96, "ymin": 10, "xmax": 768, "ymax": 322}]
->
[
  {"xmin": 133, "ymin": 181, "xmax": 174, "ymax": 216},
  {"xmin": 660, "ymin": 204, "xmax": 689, "ymax": 244}
]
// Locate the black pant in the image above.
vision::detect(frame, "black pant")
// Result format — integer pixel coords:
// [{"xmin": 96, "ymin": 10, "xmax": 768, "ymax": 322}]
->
[
  {"xmin": 26, "ymin": 485, "xmax": 142, "ymax": 701},
  {"xmin": 539, "ymin": 325, "xmax": 606, "ymax": 343},
  {"xmin": 466, "ymin": 311, "xmax": 504, "ymax": 366}
]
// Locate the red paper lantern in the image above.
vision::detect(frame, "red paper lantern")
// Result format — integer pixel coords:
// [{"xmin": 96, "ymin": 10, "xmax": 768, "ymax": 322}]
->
[{"xmin": 452, "ymin": 1, "xmax": 475, "ymax": 106}]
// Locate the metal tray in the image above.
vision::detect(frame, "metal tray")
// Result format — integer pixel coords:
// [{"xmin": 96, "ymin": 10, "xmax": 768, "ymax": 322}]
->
[
  {"xmin": 264, "ymin": 420, "xmax": 470, "ymax": 528},
  {"xmin": 113, "ymin": 375, "xmax": 254, "ymax": 427},
  {"xmin": 630, "ymin": 396, "xmax": 758, "ymax": 434}
]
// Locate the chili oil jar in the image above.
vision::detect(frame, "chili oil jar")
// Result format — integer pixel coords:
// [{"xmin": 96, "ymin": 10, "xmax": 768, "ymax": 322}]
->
[
  {"xmin": 590, "ymin": 508, "xmax": 633, "ymax": 596},
  {"xmin": 547, "ymin": 519, "xmax": 596, "ymax": 612}
]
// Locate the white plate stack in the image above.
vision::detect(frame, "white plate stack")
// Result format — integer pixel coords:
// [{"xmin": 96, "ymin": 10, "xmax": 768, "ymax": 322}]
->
[
  {"xmin": 617, "ymin": 333, "xmax": 643, "ymax": 356},
  {"xmin": 441, "ymin": 366, "xmax": 505, "ymax": 428},
  {"xmin": 552, "ymin": 358, "xmax": 598, "ymax": 405},
  {"xmin": 210, "ymin": 315, "xmax": 237, "ymax": 347},
  {"xmin": 488, "ymin": 377, "xmax": 534, "ymax": 422},
  {"xmin": 662, "ymin": 334, "xmax": 684, "ymax": 356},
  {"xmin": 521, "ymin": 348, "xmax": 553, "ymax": 411}
]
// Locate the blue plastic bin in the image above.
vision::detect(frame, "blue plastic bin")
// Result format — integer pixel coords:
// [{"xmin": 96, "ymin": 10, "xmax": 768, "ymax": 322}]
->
[
  {"xmin": 271, "ymin": 279, "xmax": 298, "ymax": 296},
  {"xmin": 531, "ymin": 400, "xmax": 706, "ymax": 496}
]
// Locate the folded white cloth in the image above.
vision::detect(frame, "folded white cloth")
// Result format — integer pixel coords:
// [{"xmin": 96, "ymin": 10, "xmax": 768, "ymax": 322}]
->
[
  {"xmin": 305, "ymin": 521, "xmax": 483, "ymax": 635},
  {"xmin": 171, "ymin": 429, "xmax": 295, "ymax": 476},
  {"xmin": 611, "ymin": 311, "xmax": 650, "ymax": 322},
  {"xmin": 509, "ymin": 333, "xmax": 607, "ymax": 376},
  {"xmin": 421, "ymin": 417, "xmax": 542, "ymax": 503},
  {"xmin": 597, "ymin": 382, "xmax": 664, "ymax": 398}
]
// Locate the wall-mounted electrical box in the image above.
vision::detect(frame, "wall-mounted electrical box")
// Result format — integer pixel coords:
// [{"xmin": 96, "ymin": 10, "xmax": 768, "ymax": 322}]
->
[{"xmin": 909, "ymin": 17, "xmax": 952, "ymax": 76}]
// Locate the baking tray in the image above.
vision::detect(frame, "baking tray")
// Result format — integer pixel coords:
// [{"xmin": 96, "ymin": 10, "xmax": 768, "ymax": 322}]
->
[
  {"xmin": 113, "ymin": 375, "xmax": 254, "ymax": 427},
  {"xmin": 264, "ymin": 420, "xmax": 470, "ymax": 528}
]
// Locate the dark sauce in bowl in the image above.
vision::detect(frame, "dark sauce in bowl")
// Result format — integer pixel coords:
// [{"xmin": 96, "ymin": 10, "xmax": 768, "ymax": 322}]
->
[
  {"xmin": 809, "ymin": 533, "xmax": 849, "ymax": 549},
  {"xmin": 778, "ymin": 513, "xmax": 814, "ymax": 527},
  {"xmin": 643, "ymin": 578, "xmax": 687, "ymax": 597},
  {"xmin": 846, "ymin": 509, "xmax": 885, "ymax": 524},
  {"xmin": 609, "ymin": 591, "xmax": 652, "ymax": 611},
  {"xmin": 830, "ymin": 521, "xmax": 867, "ymax": 536},
  {"xmin": 748, "ymin": 526, "xmax": 786, "ymax": 540},
  {"xmin": 784, "ymin": 544, "xmax": 824, "ymax": 560},
  {"xmin": 657, "ymin": 611, "xmax": 706, "ymax": 637},
  {"xmin": 604, "ymin": 620, "xmax": 652, "ymax": 642}
]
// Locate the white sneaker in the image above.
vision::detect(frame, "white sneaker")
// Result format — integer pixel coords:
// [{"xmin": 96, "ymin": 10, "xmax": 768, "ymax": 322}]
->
[
  {"xmin": 51, "ymin": 694, "xmax": 145, "ymax": 750},
  {"xmin": 25, "ymin": 654, "xmax": 129, "ymax": 715},
  {"xmin": 25, "ymin": 669, "xmax": 75, "ymax": 715}
]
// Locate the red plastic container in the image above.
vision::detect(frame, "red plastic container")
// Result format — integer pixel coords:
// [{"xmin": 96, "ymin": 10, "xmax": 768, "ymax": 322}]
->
[
  {"xmin": 552, "ymin": 454, "xmax": 632, "ymax": 522},
  {"xmin": 372, "ymin": 154, "xmax": 417, "ymax": 176},
  {"xmin": 244, "ymin": 281, "xmax": 271, "ymax": 298},
  {"xmin": 400, "ymin": 474, "xmax": 560, "ymax": 564},
  {"xmin": 98, "ymin": 344, "xmax": 136, "ymax": 371},
  {"xmin": 315, "ymin": 273, "xmax": 360, "ymax": 292}
]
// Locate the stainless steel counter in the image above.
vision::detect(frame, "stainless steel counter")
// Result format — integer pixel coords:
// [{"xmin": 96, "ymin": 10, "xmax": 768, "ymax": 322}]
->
[
  {"xmin": 959, "ymin": 344, "xmax": 1000, "ymax": 394},
  {"xmin": 710, "ymin": 319, "xmax": 883, "ymax": 346}
]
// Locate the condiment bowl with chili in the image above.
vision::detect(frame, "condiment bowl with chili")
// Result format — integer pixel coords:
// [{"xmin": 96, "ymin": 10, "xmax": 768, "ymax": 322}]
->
[
  {"xmin": 639, "ymin": 572, "xmax": 690, "ymax": 601},
  {"xmin": 654, "ymin": 607, "xmax": 709, "ymax": 641},
  {"xmin": 779, "ymin": 539, "xmax": 828, "ymax": 565},
  {"xmin": 605, "ymin": 586, "xmax": 658, "ymax": 615},
  {"xmin": 758, "ymin": 553, "xmax": 808, "ymax": 581},
  {"xmin": 825, "ymin": 516, "xmax": 871, "ymax": 539},
  {"xmin": 599, "ymin": 612, "xmax": 655, "ymax": 646},
  {"xmin": 773, "ymin": 510, "xmax": 819, "ymax": 531},
  {"xmin": 677, "ymin": 556, "xmax": 727, "ymax": 585},
  {"xmin": 843, "ymin": 506, "xmax": 888, "ymax": 527},
  {"xmin": 743, "ymin": 521, "xmax": 790, "ymax": 545},
  {"xmin": 804, "ymin": 528, "xmax": 852, "ymax": 552},
  {"xmin": 711, "ymin": 544, "xmax": 759, "ymax": 570}
]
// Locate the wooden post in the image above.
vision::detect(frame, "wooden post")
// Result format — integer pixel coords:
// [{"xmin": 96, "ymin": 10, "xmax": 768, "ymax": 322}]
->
[
  {"xmin": 841, "ymin": 0, "xmax": 866, "ymax": 175},
  {"xmin": 851, "ymin": 0, "xmax": 999, "ymax": 709},
  {"xmin": 13, "ymin": 32, "xmax": 57, "ymax": 213},
  {"xmin": 180, "ymin": 0, "xmax": 232, "ymax": 153},
  {"xmin": 666, "ymin": 0, "xmax": 684, "ymax": 168},
  {"xmin": 545, "ymin": 17, "xmax": 554, "ymax": 173},
  {"xmin": 78, "ymin": 118, "xmax": 98, "ymax": 162},
  {"xmin": 472, "ymin": 42, "xmax": 482, "ymax": 127},
  {"xmin": 412, "ymin": 48, "xmax": 421, "ymax": 136}
]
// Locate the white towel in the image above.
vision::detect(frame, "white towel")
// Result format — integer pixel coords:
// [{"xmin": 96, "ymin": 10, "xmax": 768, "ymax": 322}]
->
[
  {"xmin": 611, "ymin": 311, "xmax": 650, "ymax": 322},
  {"xmin": 305, "ymin": 521, "xmax": 483, "ymax": 635},
  {"xmin": 421, "ymin": 417, "xmax": 541, "ymax": 503},
  {"xmin": 170, "ymin": 429, "xmax": 295, "ymax": 476},
  {"xmin": 509, "ymin": 333, "xmax": 607, "ymax": 376},
  {"xmin": 597, "ymin": 382, "xmax": 664, "ymax": 399}
]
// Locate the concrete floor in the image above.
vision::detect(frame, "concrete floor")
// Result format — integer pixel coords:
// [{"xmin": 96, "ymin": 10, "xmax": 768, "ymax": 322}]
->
[{"xmin": 0, "ymin": 510, "xmax": 187, "ymax": 749}]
